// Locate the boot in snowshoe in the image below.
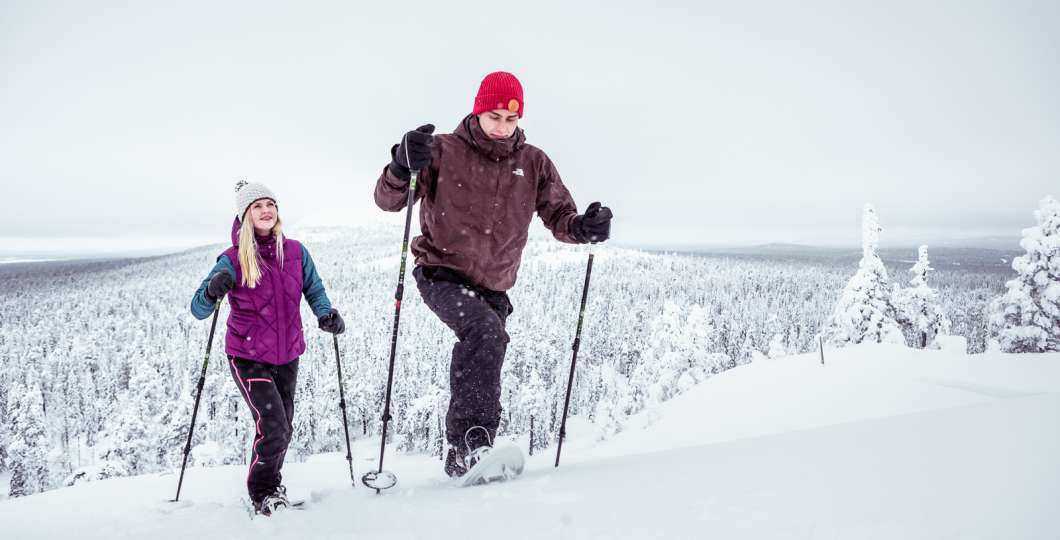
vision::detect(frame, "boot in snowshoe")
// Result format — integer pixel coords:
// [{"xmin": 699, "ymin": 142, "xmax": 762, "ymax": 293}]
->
[
  {"xmin": 445, "ymin": 447, "xmax": 468, "ymax": 478},
  {"xmin": 253, "ymin": 485, "xmax": 290, "ymax": 516},
  {"xmin": 444, "ymin": 426, "xmax": 494, "ymax": 478}
]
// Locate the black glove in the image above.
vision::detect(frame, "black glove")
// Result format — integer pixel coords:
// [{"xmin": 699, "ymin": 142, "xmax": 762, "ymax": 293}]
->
[
  {"xmin": 318, "ymin": 308, "xmax": 345, "ymax": 334},
  {"xmin": 388, "ymin": 124, "xmax": 435, "ymax": 181},
  {"xmin": 206, "ymin": 270, "xmax": 234, "ymax": 302},
  {"xmin": 571, "ymin": 202, "xmax": 613, "ymax": 243}
]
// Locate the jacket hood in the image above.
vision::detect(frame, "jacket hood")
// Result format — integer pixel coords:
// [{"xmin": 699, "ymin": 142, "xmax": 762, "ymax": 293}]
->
[
  {"xmin": 230, "ymin": 217, "xmax": 241, "ymax": 247},
  {"xmin": 454, "ymin": 114, "xmax": 525, "ymax": 161}
]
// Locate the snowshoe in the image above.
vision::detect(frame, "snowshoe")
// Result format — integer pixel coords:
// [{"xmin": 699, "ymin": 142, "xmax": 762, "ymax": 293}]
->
[
  {"xmin": 447, "ymin": 426, "xmax": 525, "ymax": 487},
  {"xmin": 247, "ymin": 485, "xmax": 303, "ymax": 518},
  {"xmin": 458, "ymin": 443, "xmax": 524, "ymax": 487}
]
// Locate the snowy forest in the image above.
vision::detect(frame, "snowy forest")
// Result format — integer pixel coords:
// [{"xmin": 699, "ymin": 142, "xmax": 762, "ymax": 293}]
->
[{"xmin": 1, "ymin": 197, "xmax": 1057, "ymax": 498}]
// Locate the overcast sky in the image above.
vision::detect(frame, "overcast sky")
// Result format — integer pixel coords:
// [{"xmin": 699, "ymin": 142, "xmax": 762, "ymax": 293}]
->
[{"xmin": 1, "ymin": 0, "xmax": 1057, "ymax": 254}]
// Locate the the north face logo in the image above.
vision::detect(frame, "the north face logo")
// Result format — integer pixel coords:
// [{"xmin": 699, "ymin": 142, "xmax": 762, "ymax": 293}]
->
[{"xmin": 512, "ymin": 168, "xmax": 525, "ymax": 176}]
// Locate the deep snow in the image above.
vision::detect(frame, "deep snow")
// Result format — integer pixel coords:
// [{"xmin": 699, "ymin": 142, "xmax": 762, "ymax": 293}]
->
[{"xmin": 3, "ymin": 344, "xmax": 1057, "ymax": 539}]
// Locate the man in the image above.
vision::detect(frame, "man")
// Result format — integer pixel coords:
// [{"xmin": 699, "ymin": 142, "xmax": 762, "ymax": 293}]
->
[{"xmin": 373, "ymin": 71, "xmax": 613, "ymax": 478}]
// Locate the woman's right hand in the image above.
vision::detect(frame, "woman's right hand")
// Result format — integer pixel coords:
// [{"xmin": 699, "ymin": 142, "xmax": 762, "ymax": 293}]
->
[
  {"xmin": 318, "ymin": 308, "xmax": 345, "ymax": 334},
  {"xmin": 206, "ymin": 270, "xmax": 235, "ymax": 301}
]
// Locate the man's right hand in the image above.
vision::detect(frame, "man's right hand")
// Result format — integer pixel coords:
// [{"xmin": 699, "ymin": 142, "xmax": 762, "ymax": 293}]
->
[
  {"xmin": 206, "ymin": 270, "xmax": 234, "ymax": 302},
  {"xmin": 389, "ymin": 124, "xmax": 435, "ymax": 181}
]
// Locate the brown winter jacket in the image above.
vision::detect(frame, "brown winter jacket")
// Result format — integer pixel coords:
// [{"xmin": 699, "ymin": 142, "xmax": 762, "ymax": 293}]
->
[{"xmin": 374, "ymin": 115, "xmax": 581, "ymax": 292}]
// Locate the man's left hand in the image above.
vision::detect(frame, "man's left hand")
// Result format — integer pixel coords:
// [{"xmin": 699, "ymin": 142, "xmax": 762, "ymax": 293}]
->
[{"xmin": 572, "ymin": 201, "xmax": 613, "ymax": 243}]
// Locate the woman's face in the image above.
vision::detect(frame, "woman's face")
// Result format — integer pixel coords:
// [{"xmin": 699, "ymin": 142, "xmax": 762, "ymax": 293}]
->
[
  {"xmin": 477, "ymin": 109, "xmax": 520, "ymax": 139},
  {"xmin": 248, "ymin": 198, "xmax": 277, "ymax": 234}
]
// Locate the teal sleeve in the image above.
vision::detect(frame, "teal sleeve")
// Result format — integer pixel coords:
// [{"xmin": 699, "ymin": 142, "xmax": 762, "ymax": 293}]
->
[
  {"xmin": 302, "ymin": 246, "xmax": 333, "ymax": 319},
  {"xmin": 190, "ymin": 255, "xmax": 235, "ymax": 320}
]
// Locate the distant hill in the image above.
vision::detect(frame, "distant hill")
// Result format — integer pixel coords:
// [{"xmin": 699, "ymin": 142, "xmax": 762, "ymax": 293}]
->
[{"xmin": 648, "ymin": 243, "xmax": 1022, "ymax": 274}]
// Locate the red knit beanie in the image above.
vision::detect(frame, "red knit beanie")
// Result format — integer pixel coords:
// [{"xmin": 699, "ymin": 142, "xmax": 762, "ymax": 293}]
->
[{"xmin": 472, "ymin": 71, "xmax": 524, "ymax": 118}]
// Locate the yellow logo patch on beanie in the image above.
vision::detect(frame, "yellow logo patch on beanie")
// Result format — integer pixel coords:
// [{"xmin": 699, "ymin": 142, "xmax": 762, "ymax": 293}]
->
[{"xmin": 507, "ymin": 99, "xmax": 520, "ymax": 113}]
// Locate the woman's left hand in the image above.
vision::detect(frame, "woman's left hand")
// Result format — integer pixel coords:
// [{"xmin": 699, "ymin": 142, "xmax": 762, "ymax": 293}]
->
[{"xmin": 318, "ymin": 308, "xmax": 346, "ymax": 334}]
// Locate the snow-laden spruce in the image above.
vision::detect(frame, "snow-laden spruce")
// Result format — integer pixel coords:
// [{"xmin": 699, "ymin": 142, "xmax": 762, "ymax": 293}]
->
[
  {"xmin": 821, "ymin": 204, "xmax": 904, "ymax": 346},
  {"xmin": 5, "ymin": 374, "xmax": 49, "ymax": 497},
  {"xmin": 894, "ymin": 245, "xmax": 951, "ymax": 348},
  {"xmin": 990, "ymin": 196, "xmax": 1060, "ymax": 352}
]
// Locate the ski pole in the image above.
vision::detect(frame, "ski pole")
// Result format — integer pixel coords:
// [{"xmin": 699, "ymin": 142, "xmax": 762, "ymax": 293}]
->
[
  {"xmin": 362, "ymin": 169, "xmax": 419, "ymax": 493},
  {"xmin": 333, "ymin": 333, "xmax": 356, "ymax": 486},
  {"xmin": 171, "ymin": 300, "xmax": 222, "ymax": 502},
  {"xmin": 555, "ymin": 242, "xmax": 597, "ymax": 467}
]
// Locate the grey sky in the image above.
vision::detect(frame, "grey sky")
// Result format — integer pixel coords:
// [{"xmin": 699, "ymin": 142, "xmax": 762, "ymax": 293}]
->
[{"xmin": 1, "ymin": 0, "xmax": 1057, "ymax": 253}]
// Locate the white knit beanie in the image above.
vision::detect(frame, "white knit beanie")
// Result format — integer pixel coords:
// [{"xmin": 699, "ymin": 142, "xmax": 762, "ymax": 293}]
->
[{"xmin": 234, "ymin": 180, "xmax": 277, "ymax": 219}]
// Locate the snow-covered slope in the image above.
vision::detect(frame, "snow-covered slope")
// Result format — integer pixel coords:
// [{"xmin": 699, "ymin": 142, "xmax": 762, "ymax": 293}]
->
[
  {"xmin": 587, "ymin": 343, "xmax": 1060, "ymax": 458},
  {"xmin": 2, "ymin": 345, "xmax": 1057, "ymax": 539}
]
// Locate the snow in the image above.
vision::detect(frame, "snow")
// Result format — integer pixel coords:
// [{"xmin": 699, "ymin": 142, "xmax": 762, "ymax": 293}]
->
[
  {"xmin": 2, "ymin": 344, "xmax": 1057, "ymax": 539},
  {"xmin": 935, "ymin": 334, "xmax": 968, "ymax": 353},
  {"xmin": 64, "ymin": 462, "xmax": 129, "ymax": 486},
  {"xmin": 191, "ymin": 441, "xmax": 225, "ymax": 467},
  {"xmin": 589, "ymin": 344, "xmax": 1058, "ymax": 459}
]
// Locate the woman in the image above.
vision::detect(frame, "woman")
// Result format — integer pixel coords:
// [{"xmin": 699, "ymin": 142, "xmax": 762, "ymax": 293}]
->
[{"xmin": 190, "ymin": 180, "xmax": 345, "ymax": 516}]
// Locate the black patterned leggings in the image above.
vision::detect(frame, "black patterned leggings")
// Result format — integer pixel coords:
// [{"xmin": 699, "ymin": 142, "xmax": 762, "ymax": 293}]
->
[{"xmin": 228, "ymin": 356, "xmax": 299, "ymax": 503}]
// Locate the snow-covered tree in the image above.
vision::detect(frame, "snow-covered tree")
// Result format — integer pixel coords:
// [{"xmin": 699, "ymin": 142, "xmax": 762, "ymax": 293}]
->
[
  {"xmin": 895, "ymin": 246, "xmax": 951, "ymax": 348},
  {"xmin": 0, "ymin": 355, "xmax": 12, "ymax": 474},
  {"xmin": 821, "ymin": 204, "xmax": 904, "ymax": 347},
  {"xmin": 157, "ymin": 377, "xmax": 195, "ymax": 469},
  {"xmin": 395, "ymin": 383, "xmax": 446, "ymax": 453},
  {"xmin": 196, "ymin": 363, "xmax": 243, "ymax": 466},
  {"xmin": 737, "ymin": 333, "xmax": 766, "ymax": 364},
  {"xmin": 7, "ymin": 376, "xmax": 50, "ymax": 497},
  {"xmin": 644, "ymin": 301, "xmax": 703, "ymax": 401},
  {"xmin": 685, "ymin": 304, "xmax": 718, "ymax": 358},
  {"xmin": 767, "ymin": 334, "xmax": 788, "ymax": 359},
  {"xmin": 518, "ymin": 365, "xmax": 555, "ymax": 453},
  {"xmin": 591, "ymin": 365, "xmax": 633, "ymax": 440},
  {"xmin": 989, "ymin": 196, "xmax": 1060, "ymax": 352},
  {"xmin": 99, "ymin": 406, "xmax": 152, "ymax": 475}
]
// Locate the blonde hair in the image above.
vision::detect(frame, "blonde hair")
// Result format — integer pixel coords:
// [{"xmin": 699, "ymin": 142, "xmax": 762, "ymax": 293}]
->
[{"xmin": 237, "ymin": 213, "xmax": 284, "ymax": 288}]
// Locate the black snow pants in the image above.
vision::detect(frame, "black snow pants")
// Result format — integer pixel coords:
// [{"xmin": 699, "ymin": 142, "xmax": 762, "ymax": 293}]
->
[
  {"xmin": 228, "ymin": 356, "xmax": 299, "ymax": 503},
  {"xmin": 413, "ymin": 265, "xmax": 513, "ymax": 448}
]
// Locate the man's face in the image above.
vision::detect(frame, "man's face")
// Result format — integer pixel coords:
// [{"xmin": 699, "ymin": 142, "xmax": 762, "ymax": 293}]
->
[{"xmin": 477, "ymin": 109, "xmax": 520, "ymax": 139}]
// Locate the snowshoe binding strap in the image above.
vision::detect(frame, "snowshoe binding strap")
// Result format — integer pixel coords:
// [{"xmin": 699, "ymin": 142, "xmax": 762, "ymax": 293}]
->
[
  {"xmin": 464, "ymin": 426, "xmax": 493, "ymax": 452},
  {"xmin": 462, "ymin": 426, "xmax": 495, "ymax": 470},
  {"xmin": 255, "ymin": 494, "xmax": 289, "ymax": 516}
]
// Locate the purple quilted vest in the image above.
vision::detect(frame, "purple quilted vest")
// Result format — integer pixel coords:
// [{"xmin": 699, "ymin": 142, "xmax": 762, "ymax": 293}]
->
[{"xmin": 221, "ymin": 217, "xmax": 305, "ymax": 365}]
